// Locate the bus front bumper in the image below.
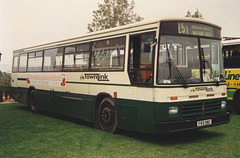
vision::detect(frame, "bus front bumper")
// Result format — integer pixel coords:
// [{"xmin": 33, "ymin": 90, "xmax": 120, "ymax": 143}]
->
[{"xmin": 155, "ymin": 113, "xmax": 230, "ymax": 134}]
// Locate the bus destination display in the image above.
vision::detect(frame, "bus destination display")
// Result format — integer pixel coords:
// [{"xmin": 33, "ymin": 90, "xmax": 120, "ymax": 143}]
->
[
  {"xmin": 160, "ymin": 21, "xmax": 221, "ymax": 38},
  {"xmin": 178, "ymin": 22, "xmax": 214, "ymax": 37}
]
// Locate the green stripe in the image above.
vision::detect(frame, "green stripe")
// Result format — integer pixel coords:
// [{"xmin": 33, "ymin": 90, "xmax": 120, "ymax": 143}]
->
[
  {"xmin": 66, "ymin": 81, "xmax": 152, "ymax": 88},
  {"xmin": 66, "ymin": 81, "xmax": 226, "ymax": 88},
  {"xmin": 16, "ymin": 78, "xmax": 226, "ymax": 88},
  {"xmin": 155, "ymin": 82, "xmax": 226, "ymax": 88}
]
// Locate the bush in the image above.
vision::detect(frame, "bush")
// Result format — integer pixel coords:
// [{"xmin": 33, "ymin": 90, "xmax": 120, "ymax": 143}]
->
[{"xmin": 0, "ymin": 71, "xmax": 11, "ymax": 102}]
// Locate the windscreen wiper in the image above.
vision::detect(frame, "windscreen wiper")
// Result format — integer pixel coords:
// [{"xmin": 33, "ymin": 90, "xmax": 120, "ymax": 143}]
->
[
  {"xmin": 166, "ymin": 44, "xmax": 188, "ymax": 88},
  {"xmin": 201, "ymin": 48, "xmax": 219, "ymax": 86}
]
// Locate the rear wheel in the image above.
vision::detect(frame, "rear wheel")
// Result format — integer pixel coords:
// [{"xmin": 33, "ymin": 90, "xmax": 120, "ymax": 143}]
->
[
  {"xmin": 98, "ymin": 97, "xmax": 117, "ymax": 133},
  {"xmin": 29, "ymin": 90, "xmax": 38, "ymax": 113}
]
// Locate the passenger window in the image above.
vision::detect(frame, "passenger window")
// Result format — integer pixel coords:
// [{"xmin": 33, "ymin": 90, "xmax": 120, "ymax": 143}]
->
[
  {"xmin": 12, "ymin": 56, "xmax": 19, "ymax": 73},
  {"xmin": 63, "ymin": 44, "xmax": 90, "ymax": 71},
  {"xmin": 19, "ymin": 53, "xmax": 28, "ymax": 72},
  {"xmin": 91, "ymin": 37, "xmax": 125, "ymax": 70},
  {"xmin": 64, "ymin": 54, "xmax": 75, "ymax": 68},
  {"xmin": 43, "ymin": 47, "xmax": 63, "ymax": 71},
  {"xmin": 28, "ymin": 51, "xmax": 43, "ymax": 72}
]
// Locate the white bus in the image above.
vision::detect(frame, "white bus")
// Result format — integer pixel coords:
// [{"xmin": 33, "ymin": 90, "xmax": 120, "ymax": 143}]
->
[{"xmin": 11, "ymin": 18, "xmax": 229, "ymax": 134}]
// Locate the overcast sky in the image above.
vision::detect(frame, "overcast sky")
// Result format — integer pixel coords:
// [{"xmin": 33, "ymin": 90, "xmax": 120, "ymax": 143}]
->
[{"xmin": 1, "ymin": 0, "xmax": 240, "ymax": 73}]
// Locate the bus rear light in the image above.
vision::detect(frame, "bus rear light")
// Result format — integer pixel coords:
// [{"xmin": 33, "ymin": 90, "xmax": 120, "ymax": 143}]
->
[
  {"xmin": 170, "ymin": 97, "xmax": 178, "ymax": 100},
  {"xmin": 222, "ymin": 93, "xmax": 226, "ymax": 96}
]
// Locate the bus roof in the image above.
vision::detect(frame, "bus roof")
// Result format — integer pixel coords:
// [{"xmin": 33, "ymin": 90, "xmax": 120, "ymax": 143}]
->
[
  {"xmin": 13, "ymin": 17, "xmax": 221, "ymax": 54},
  {"xmin": 222, "ymin": 39, "xmax": 240, "ymax": 46}
]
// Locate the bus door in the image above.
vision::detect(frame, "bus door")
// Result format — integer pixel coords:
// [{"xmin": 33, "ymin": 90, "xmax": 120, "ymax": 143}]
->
[
  {"xmin": 128, "ymin": 32, "xmax": 155, "ymax": 86},
  {"xmin": 122, "ymin": 32, "xmax": 156, "ymax": 130}
]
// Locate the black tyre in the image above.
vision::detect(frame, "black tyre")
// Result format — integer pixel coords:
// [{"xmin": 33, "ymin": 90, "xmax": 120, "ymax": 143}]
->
[
  {"xmin": 98, "ymin": 97, "xmax": 117, "ymax": 133},
  {"xmin": 233, "ymin": 91, "xmax": 240, "ymax": 114},
  {"xmin": 29, "ymin": 90, "xmax": 38, "ymax": 113}
]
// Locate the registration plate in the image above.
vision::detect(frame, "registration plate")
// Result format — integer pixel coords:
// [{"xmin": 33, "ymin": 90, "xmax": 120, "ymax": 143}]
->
[{"xmin": 197, "ymin": 119, "xmax": 212, "ymax": 127}]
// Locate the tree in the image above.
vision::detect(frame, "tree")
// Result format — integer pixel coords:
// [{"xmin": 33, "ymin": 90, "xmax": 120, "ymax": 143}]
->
[
  {"xmin": 185, "ymin": 9, "xmax": 203, "ymax": 19},
  {"xmin": 87, "ymin": 0, "xmax": 144, "ymax": 32},
  {"xmin": 0, "ymin": 71, "xmax": 3, "ymax": 102}
]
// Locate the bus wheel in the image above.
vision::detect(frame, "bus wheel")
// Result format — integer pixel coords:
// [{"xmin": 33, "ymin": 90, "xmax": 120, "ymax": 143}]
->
[
  {"xmin": 29, "ymin": 90, "xmax": 38, "ymax": 113},
  {"xmin": 98, "ymin": 97, "xmax": 117, "ymax": 133},
  {"xmin": 233, "ymin": 91, "xmax": 240, "ymax": 114}
]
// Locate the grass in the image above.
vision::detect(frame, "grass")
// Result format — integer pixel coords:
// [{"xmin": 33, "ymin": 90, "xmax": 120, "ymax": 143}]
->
[{"xmin": 0, "ymin": 103, "xmax": 239, "ymax": 158}]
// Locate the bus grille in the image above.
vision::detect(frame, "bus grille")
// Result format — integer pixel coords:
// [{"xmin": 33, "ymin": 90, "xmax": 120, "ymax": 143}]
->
[{"xmin": 181, "ymin": 101, "xmax": 221, "ymax": 120}]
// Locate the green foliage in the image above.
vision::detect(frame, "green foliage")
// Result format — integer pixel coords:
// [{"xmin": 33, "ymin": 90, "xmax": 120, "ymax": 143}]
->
[
  {"xmin": 0, "ymin": 103, "xmax": 240, "ymax": 157},
  {"xmin": 88, "ymin": 0, "xmax": 144, "ymax": 32},
  {"xmin": 0, "ymin": 72, "xmax": 11, "ymax": 101},
  {"xmin": 186, "ymin": 9, "xmax": 204, "ymax": 19}
]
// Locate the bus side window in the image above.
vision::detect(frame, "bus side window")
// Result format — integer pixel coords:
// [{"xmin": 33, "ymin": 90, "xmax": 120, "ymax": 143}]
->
[
  {"xmin": 64, "ymin": 45, "xmax": 76, "ymax": 71},
  {"xmin": 19, "ymin": 53, "xmax": 28, "ymax": 72},
  {"xmin": 43, "ymin": 47, "xmax": 63, "ymax": 72},
  {"xmin": 63, "ymin": 44, "xmax": 90, "ymax": 71},
  {"xmin": 28, "ymin": 51, "xmax": 43, "ymax": 72},
  {"xmin": 91, "ymin": 37, "xmax": 125, "ymax": 71},
  {"xmin": 75, "ymin": 43, "xmax": 90, "ymax": 71},
  {"xmin": 12, "ymin": 56, "xmax": 19, "ymax": 73}
]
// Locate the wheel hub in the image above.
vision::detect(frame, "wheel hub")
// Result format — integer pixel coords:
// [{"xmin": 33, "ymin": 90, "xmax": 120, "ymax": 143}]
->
[{"xmin": 101, "ymin": 107, "xmax": 112, "ymax": 125}]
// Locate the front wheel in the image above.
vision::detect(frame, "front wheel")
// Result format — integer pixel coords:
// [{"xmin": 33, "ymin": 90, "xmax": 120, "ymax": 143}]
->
[{"xmin": 98, "ymin": 97, "xmax": 118, "ymax": 133}]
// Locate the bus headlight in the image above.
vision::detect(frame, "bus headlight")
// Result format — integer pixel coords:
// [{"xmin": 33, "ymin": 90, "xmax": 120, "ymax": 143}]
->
[
  {"xmin": 221, "ymin": 101, "xmax": 226, "ymax": 109},
  {"xmin": 169, "ymin": 106, "xmax": 179, "ymax": 114}
]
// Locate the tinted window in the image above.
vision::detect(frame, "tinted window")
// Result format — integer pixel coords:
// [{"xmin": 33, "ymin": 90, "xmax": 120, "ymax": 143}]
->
[
  {"xmin": 43, "ymin": 47, "xmax": 63, "ymax": 71},
  {"xmin": 91, "ymin": 37, "xmax": 125, "ymax": 70},
  {"xmin": 19, "ymin": 53, "xmax": 28, "ymax": 72},
  {"xmin": 28, "ymin": 51, "xmax": 43, "ymax": 71},
  {"xmin": 12, "ymin": 56, "xmax": 19, "ymax": 73},
  {"xmin": 64, "ymin": 43, "xmax": 90, "ymax": 71}
]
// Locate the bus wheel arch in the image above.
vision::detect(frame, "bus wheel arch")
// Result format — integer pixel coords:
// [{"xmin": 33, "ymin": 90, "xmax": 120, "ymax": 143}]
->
[
  {"xmin": 94, "ymin": 93, "xmax": 118, "ymax": 133},
  {"xmin": 233, "ymin": 89, "xmax": 240, "ymax": 114}
]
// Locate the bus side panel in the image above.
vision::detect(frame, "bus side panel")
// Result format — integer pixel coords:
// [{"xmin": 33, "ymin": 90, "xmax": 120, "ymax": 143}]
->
[
  {"xmin": 11, "ymin": 73, "xmax": 18, "ymax": 88},
  {"xmin": 37, "ymin": 90, "xmax": 95, "ymax": 122},
  {"xmin": 116, "ymin": 98, "xmax": 155, "ymax": 134},
  {"xmin": 54, "ymin": 92, "xmax": 95, "ymax": 122},
  {"xmin": 38, "ymin": 90, "xmax": 54, "ymax": 112}
]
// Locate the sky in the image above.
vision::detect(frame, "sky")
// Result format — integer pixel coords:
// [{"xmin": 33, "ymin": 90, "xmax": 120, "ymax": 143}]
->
[{"xmin": 1, "ymin": 0, "xmax": 240, "ymax": 73}]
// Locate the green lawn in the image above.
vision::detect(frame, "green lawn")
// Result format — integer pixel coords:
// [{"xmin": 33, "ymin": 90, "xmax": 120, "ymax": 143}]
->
[{"xmin": 0, "ymin": 103, "xmax": 239, "ymax": 158}]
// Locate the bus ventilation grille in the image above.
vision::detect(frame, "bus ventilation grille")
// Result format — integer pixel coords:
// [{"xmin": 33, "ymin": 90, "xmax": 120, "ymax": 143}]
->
[{"xmin": 181, "ymin": 101, "xmax": 221, "ymax": 120}]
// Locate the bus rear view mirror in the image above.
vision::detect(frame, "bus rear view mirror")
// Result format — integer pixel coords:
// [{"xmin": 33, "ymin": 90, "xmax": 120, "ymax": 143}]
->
[{"xmin": 144, "ymin": 43, "xmax": 151, "ymax": 53}]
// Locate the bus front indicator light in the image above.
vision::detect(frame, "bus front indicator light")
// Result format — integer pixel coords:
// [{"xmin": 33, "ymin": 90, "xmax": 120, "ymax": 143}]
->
[
  {"xmin": 169, "ymin": 106, "xmax": 179, "ymax": 114},
  {"xmin": 170, "ymin": 97, "xmax": 178, "ymax": 100}
]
